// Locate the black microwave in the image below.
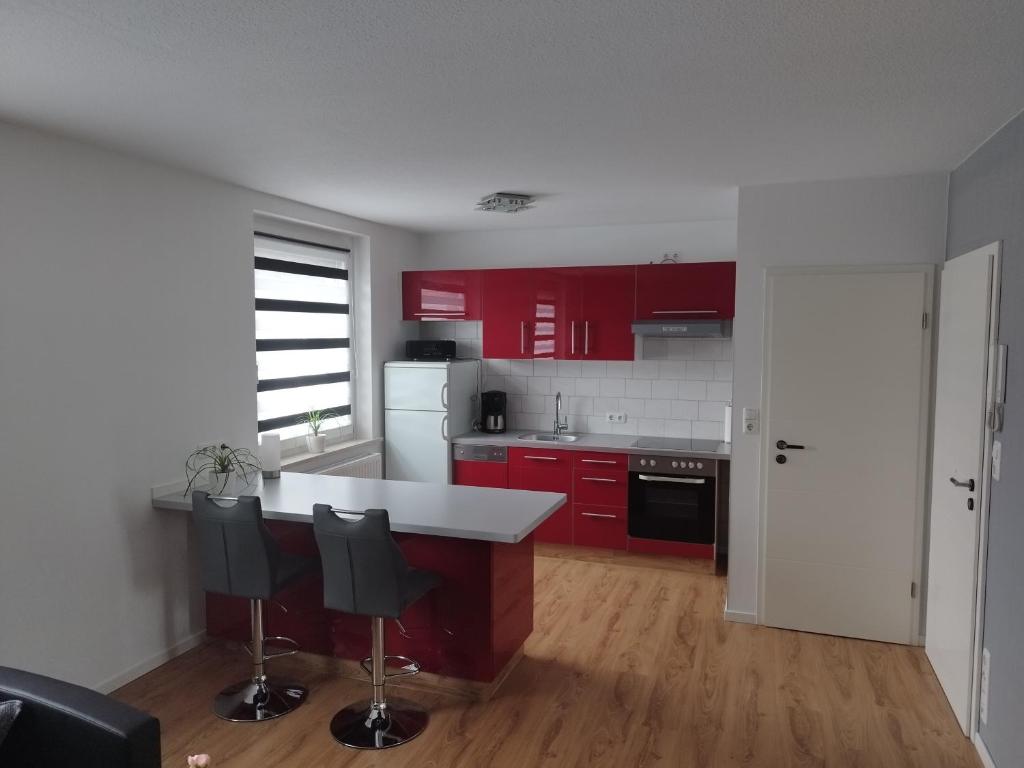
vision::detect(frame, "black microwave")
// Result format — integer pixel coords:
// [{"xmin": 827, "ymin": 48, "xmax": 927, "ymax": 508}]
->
[{"xmin": 405, "ymin": 339, "xmax": 457, "ymax": 361}]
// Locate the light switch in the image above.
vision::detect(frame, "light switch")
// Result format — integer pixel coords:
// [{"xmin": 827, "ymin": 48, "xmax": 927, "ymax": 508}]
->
[{"xmin": 742, "ymin": 407, "xmax": 759, "ymax": 435}]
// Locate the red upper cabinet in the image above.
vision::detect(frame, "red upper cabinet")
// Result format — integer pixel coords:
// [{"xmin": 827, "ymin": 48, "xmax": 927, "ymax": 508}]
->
[
  {"xmin": 481, "ymin": 269, "xmax": 535, "ymax": 359},
  {"xmin": 402, "ymin": 270, "xmax": 481, "ymax": 321},
  {"xmin": 575, "ymin": 265, "xmax": 636, "ymax": 360},
  {"xmin": 635, "ymin": 262, "xmax": 736, "ymax": 320}
]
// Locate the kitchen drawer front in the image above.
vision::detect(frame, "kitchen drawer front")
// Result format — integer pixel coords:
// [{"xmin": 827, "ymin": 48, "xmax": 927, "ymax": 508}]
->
[
  {"xmin": 574, "ymin": 468, "xmax": 628, "ymax": 506},
  {"xmin": 509, "ymin": 447, "xmax": 572, "ymax": 469},
  {"xmin": 573, "ymin": 451, "xmax": 628, "ymax": 471},
  {"xmin": 574, "ymin": 505, "xmax": 627, "ymax": 550}
]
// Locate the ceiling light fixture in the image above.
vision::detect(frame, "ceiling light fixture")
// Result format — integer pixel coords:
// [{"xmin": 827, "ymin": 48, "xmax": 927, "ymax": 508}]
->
[{"xmin": 475, "ymin": 192, "xmax": 535, "ymax": 213}]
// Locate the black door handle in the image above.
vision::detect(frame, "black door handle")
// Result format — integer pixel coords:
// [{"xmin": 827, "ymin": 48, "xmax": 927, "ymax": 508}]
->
[
  {"xmin": 776, "ymin": 440, "xmax": 805, "ymax": 450},
  {"xmin": 950, "ymin": 477, "xmax": 975, "ymax": 492}
]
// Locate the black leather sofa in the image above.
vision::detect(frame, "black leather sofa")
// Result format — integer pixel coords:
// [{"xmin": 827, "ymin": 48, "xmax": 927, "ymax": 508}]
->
[{"xmin": 0, "ymin": 666, "xmax": 160, "ymax": 767}]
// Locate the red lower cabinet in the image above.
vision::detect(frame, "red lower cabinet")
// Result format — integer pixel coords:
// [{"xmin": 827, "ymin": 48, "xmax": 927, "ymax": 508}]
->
[
  {"xmin": 453, "ymin": 459, "xmax": 509, "ymax": 489},
  {"xmin": 574, "ymin": 504, "xmax": 627, "ymax": 549},
  {"xmin": 509, "ymin": 448, "xmax": 573, "ymax": 545}
]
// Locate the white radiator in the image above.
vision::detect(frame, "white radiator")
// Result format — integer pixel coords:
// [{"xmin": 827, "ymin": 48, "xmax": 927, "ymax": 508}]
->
[{"xmin": 318, "ymin": 453, "xmax": 383, "ymax": 479}]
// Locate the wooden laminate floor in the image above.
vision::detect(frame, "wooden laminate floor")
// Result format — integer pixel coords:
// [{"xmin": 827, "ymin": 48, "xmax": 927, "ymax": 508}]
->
[{"xmin": 114, "ymin": 546, "xmax": 980, "ymax": 768}]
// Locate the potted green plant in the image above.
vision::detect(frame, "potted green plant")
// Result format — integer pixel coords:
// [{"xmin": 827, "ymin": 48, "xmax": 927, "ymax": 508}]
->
[
  {"xmin": 184, "ymin": 444, "xmax": 262, "ymax": 495},
  {"xmin": 299, "ymin": 409, "xmax": 336, "ymax": 453}
]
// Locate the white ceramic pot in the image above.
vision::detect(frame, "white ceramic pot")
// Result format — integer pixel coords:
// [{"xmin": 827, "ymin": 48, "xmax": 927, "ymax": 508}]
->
[{"xmin": 306, "ymin": 434, "xmax": 327, "ymax": 454}]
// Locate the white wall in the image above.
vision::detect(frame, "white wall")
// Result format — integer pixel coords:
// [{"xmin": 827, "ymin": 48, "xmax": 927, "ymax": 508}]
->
[
  {"xmin": 420, "ymin": 218, "xmax": 737, "ymax": 269},
  {"xmin": 0, "ymin": 120, "xmax": 417, "ymax": 690},
  {"xmin": 726, "ymin": 173, "xmax": 949, "ymax": 621}
]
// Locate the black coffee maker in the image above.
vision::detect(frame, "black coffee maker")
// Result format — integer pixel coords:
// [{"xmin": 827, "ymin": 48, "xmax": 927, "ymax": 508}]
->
[{"xmin": 481, "ymin": 391, "xmax": 507, "ymax": 434}]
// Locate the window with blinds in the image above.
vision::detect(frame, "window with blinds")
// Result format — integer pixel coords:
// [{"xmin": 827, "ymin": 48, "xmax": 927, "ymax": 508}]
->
[{"xmin": 254, "ymin": 231, "xmax": 354, "ymax": 441}]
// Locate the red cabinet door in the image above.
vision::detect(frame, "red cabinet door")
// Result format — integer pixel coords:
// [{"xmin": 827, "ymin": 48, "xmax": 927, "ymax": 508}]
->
[
  {"xmin": 573, "ymin": 468, "xmax": 628, "ymax": 506},
  {"xmin": 453, "ymin": 459, "xmax": 509, "ymax": 489},
  {"xmin": 482, "ymin": 269, "xmax": 535, "ymax": 359},
  {"xmin": 635, "ymin": 262, "xmax": 736, "ymax": 320},
  {"xmin": 532, "ymin": 268, "xmax": 579, "ymax": 360},
  {"xmin": 576, "ymin": 265, "xmax": 636, "ymax": 360},
  {"xmin": 402, "ymin": 270, "xmax": 481, "ymax": 321},
  {"xmin": 574, "ymin": 504, "xmax": 628, "ymax": 549},
  {"xmin": 508, "ymin": 448, "xmax": 572, "ymax": 544}
]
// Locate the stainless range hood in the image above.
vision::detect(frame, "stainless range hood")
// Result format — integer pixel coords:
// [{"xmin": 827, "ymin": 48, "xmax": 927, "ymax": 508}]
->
[{"xmin": 631, "ymin": 319, "xmax": 732, "ymax": 338}]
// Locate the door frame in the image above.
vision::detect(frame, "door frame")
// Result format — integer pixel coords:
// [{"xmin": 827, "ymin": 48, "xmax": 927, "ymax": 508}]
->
[
  {"xmin": 959, "ymin": 242, "xmax": 1002, "ymax": 738},
  {"xmin": 756, "ymin": 264, "xmax": 936, "ymax": 645}
]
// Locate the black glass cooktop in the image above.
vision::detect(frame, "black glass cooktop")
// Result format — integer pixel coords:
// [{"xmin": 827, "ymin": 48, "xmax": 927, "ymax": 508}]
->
[{"xmin": 631, "ymin": 437, "xmax": 727, "ymax": 454}]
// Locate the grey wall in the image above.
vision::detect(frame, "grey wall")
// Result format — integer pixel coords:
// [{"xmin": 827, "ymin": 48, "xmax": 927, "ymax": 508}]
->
[
  {"xmin": 946, "ymin": 110, "xmax": 1024, "ymax": 768},
  {"xmin": 0, "ymin": 120, "xmax": 417, "ymax": 691}
]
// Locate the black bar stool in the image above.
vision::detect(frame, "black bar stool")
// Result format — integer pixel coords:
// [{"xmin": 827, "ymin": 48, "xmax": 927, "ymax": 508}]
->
[
  {"xmin": 191, "ymin": 492, "xmax": 317, "ymax": 722},
  {"xmin": 313, "ymin": 505, "xmax": 440, "ymax": 749}
]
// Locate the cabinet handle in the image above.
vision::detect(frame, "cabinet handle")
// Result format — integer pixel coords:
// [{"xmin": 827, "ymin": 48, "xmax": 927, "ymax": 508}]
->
[
  {"xmin": 652, "ymin": 309, "xmax": 716, "ymax": 315},
  {"xmin": 523, "ymin": 455, "xmax": 557, "ymax": 461},
  {"xmin": 579, "ymin": 458, "xmax": 617, "ymax": 465},
  {"xmin": 584, "ymin": 321, "xmax": 590, "ymax": 355},
  {"xmin": 571, "ymin": 320, "xmax": 576, "ymax": 356},
  {"xmin": 581, "ymin": 512, "xmax": 618, "ymax": 519},
  {"xmin": 520, "ymin": 321, "xmax": 526, "ymax": 355},
  {"xmin": 581, "ymin": 476, "xmax": 617, "ymax": 483}
]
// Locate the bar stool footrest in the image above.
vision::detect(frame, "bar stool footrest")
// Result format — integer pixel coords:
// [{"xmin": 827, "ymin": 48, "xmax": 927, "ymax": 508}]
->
[{"xmin": 359, "ymin": 655, "xmax": 421, "ymax": 679}]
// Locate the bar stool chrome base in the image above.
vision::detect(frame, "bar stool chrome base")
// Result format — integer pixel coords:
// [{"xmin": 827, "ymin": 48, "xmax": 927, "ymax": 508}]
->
[
  {"xmin": 214, "ymin": 677, "xmax": 308, "ymax": 722},
  {"xmin": 329, "ymin": 698, "xmax": 428, "ymax": 749}
]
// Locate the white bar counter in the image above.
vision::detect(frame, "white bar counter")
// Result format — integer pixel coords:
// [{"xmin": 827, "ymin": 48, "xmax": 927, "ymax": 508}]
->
[{"xmin": 152, "ymin": 471, "xmax": 564, "ymax": 544}]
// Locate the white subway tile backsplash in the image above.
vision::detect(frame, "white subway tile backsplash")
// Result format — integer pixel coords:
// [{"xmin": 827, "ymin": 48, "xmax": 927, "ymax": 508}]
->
[
  {"xmin": 509, "ymin": 360, "xmax": 534, "ymax": 377},
  {"xmin": 533, "ymin": 359, "xmax": 557, "ymax": 377},
  {"xmin": 707, "ymin": 381, "xmax": 733, "ymax": 402},
  {"xmin": 677, "ymin": 381, "xmax": 708, "ymax": 400},
  {"xmin": 599, "ymin": 378, "xmax": 626, "ymax": 397},
  {"xmin": 556, "ymin": 360, "xmax": 582, "ymax": 377},
  {"xmin": 698, "ymin": 400, "xmax": 728, "ymax": 422},
  {"xmin": 414, "ymin": 321, "xmax": 732, "ymax": 439},
  {"xmin": 670, "ymin": 400, "xmax": 699, "ymax": 420},
  {"xmin": 631, "ymin": 360, "xmax": 659, "ymax": 379},
  {"xmin": 625, "ymin": 379, "xmax": 653, "ymax": 399},
  {"xmin": 685, "ymin": 360, "xmax": 715, "ymax": 380},
  {"xmin": 528, "ymin": 377, "xmax": 551, "ymax": 395},
  {"xmin": 579, "ymin": 360, "xmax": 607, "ymax": 378},
  {"xmin": 644, "ymin": 399, "xmax": 673, "ymax": 418},
  {"xmin": 651, "ymin": 379, "xmax": 678, "ymax": 399},
  {"xmin": 605, "ymin": 361, "xmax": 633, "ymax": 378}
]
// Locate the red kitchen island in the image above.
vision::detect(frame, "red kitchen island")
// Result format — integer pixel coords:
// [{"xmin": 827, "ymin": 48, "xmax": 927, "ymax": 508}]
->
[{"xmin": 152, "ymin": 472, "xmax": 564, "ymax": 692}]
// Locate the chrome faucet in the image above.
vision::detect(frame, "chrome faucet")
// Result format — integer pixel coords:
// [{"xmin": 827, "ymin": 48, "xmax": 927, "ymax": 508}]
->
[{"xmin": 553, "ymin": 391, "xmax": 568, "ymax": 436}]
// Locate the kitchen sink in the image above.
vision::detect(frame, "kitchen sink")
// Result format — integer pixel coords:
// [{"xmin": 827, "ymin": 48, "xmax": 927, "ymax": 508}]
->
[{"xmin": 517, "ymin": 433, "xmax": 580, "ymax": 443}]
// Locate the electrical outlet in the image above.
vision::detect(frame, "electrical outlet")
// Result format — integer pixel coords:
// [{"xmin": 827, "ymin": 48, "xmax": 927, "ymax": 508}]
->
[
  {"xmin": 980, "ymin": 648, "xmax": 991, "ymax": 724},
  {"xmin": 605, "ymin": 412, "xmax": 626, "ymax": 423}
]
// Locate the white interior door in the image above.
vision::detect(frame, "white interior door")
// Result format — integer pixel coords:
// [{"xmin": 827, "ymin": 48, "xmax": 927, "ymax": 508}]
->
[
  {"xmin": 761, "ymin": 268, "xmax": 931, "ymax": 644},
  {"xmin": 925, "ymin": 243, "xmax": 999, "ymax": 735}
]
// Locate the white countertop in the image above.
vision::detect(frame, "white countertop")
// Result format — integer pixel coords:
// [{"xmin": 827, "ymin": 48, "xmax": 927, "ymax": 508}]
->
[
  {"xmin": 152, "ymin": 472, "xmax": 565, "ymax": 544},
  {"xmin": 452, "ymin": 429, "xmax": 731, "ymax": 460}
]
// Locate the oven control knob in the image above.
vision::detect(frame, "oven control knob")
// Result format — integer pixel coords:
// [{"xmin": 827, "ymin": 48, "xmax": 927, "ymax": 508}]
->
[
  {"xmin": 671, "ymin": 460, "xmax": 679, "ymax": 468},
  {"xmin": 650, "ymin": 459, "xmax": 657, "ymax": 467},
  {"xmin": 696, "ymin": 462, "xmax": 703, "ymax": 469},
  {"xmin": 688, "ymin": 461, "xmax": 695, "ymax": 469},
  {"xmin": 640, "ymin": 458, "xmax": 647, "ymax": 467}
]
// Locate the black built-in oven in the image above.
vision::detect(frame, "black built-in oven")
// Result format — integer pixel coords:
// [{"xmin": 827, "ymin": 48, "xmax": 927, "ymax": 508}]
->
[{"xmin": 628, "ymin": 455, "xmax": 717, "ymax": 544}]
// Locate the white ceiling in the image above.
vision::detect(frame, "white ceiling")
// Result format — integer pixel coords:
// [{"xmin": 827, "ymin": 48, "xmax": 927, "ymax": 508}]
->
[{"xmin": 2, "ymin": 1, "xmax": 1022, "ymax": 232}]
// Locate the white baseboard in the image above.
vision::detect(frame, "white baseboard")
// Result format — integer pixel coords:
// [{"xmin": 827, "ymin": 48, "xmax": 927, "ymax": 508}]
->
[
  {"xmin": 723, "ymin": 605, "xmax": 758, "ymax": 624},
  {"xmin": 93, "ymin": 630, "xmax": 206, "ymax": 694},
  {"xmin": 973, "ymin": 733, "xmax": 997, "ymax": 768}
]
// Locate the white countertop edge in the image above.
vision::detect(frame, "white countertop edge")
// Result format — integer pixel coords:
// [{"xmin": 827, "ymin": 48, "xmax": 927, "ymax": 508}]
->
[{"xmin": 451, "ymin": 430, "xmax": 732, "ymax": 460}]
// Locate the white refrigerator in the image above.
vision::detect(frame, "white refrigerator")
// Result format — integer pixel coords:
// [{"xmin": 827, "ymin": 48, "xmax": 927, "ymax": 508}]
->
[{"xmin": 384, "ymin": 360, "xmax": 479, "ymax": 483}]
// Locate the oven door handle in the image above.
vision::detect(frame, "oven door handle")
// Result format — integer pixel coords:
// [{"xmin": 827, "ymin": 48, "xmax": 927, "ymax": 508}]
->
[{"xmin": 637, "ymin": 474, "xmax": 706, "ymax": 484}]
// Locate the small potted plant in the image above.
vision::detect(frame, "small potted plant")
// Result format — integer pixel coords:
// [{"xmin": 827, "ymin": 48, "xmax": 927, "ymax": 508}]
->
[
  {"xmin": 299, "ymin": 409, "xmax": 336, "ymax": 453},
  {"xmin": 184, "ymin": 444, "xmax": 262, "ymax": 495}
]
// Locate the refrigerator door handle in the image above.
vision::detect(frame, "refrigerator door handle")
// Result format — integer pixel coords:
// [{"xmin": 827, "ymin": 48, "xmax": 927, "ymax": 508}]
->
[
  {"xmin": 441, "ymin": 415, "xmax": 448, "ymax": 441},
  {"xmin": 441, "ymin": 382, "xmax": 449, "ymax": 410}
]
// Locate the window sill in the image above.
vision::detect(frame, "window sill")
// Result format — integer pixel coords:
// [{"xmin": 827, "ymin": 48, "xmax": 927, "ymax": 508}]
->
[{"xmin": 282, "ymin": 437, "xmax": 383, "ymax": 475}]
